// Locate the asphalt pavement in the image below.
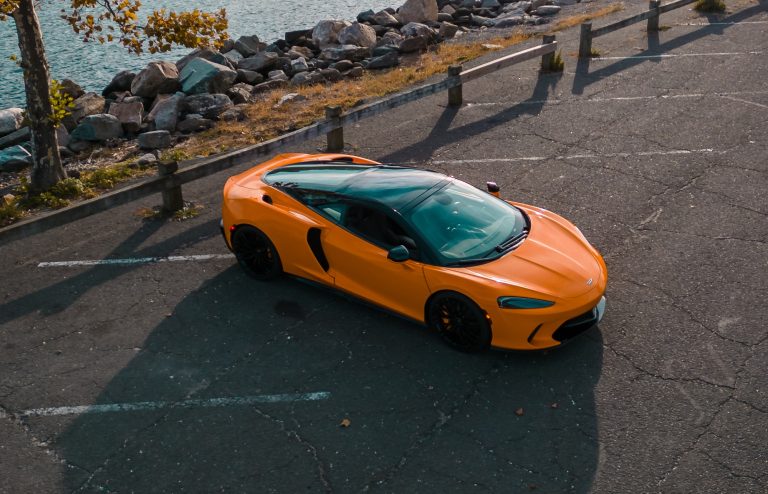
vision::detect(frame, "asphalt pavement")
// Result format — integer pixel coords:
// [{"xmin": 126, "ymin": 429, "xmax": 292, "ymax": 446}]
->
[{"xmin": 1, "ymin": 1, "xmax": 767, "ymax": 492}]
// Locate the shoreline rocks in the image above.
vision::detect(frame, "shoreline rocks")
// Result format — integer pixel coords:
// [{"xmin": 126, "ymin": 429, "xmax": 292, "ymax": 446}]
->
[{"xmin": 1, "ymin": 0, "xmax": 574, "ymax": 172}]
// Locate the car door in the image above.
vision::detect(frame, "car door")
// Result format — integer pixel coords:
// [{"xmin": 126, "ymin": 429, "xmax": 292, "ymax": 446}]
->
[{"xmin": 319, "ymin": 202, "xmax": 431, "ymax": 322}]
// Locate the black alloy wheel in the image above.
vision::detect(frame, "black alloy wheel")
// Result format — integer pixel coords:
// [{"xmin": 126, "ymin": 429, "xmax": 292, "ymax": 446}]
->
[
  {"xmin": 232, "ymin": 226, "xmax": 283, "ymax": 281},
  {"xmin": 428, "ymin": 292, "xmax": 491, "ymax": 352}
]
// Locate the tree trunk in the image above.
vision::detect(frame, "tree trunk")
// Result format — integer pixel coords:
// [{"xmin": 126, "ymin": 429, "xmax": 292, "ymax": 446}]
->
[{"xmin": 13, "ymin": 0, "xmax": 66, "ymax": 193}]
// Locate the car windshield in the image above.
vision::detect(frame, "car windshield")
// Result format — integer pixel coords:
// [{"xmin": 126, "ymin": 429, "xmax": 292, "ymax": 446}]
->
[{"xmin": 405, "ymin": 181, "xmax": 527, "ymax": 264}]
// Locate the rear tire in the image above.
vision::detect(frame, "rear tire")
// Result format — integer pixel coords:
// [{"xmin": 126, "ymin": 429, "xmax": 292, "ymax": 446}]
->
[
  {"xmin": 428, "ymin": 292, "xmax": 491, "ymax": 352},
  {"xmin": 232, "ymin": 226, "xmax": 283, "ymax": 281}
]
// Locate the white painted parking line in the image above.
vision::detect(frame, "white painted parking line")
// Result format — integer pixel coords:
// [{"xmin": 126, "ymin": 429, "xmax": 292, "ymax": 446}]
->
[
  {"xmin": 593, "ymin": 51, "xmax": 763, "ymax": 61},
  {"xmin": 465, "ymin": 90, "xmax": 768, "ymax": 108},
  {"xmin": 676, "ymin": 21, "xmax": 768, "ymax": 25},
  {"xmin": 0, "ymin": 392, "xmax": 331, "ymax": 419},
  {"xmin": 720, "ymin": 95, "xmax": 768, "ymax": 110},
  {"xmin": 431, "ymin": 148, "xmax": 717, "ymax": 165},
  {"xmin": 37, "ymin": 254, "xmax": 234, "ymax": 268}
]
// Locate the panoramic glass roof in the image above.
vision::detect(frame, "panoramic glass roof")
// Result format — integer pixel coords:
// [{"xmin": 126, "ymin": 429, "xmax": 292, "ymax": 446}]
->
[{"xmin": 263, "ymin": 164, "xmax": 448, "ymax": 211}]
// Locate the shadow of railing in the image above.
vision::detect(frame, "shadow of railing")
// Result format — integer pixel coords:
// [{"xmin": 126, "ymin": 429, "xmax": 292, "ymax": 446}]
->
[
  {"xmin": 573, "ymin": 2, "xmax": 767, "ymax": 95},
  {"xmin": 380, "ymin": 71, "xmax": 563, "ymax": 164}
]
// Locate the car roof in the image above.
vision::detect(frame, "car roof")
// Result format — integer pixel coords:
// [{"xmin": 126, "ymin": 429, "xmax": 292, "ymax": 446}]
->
[{"xmin": 263, "ymin": 163, "xmax": 448, "ymax": 211}]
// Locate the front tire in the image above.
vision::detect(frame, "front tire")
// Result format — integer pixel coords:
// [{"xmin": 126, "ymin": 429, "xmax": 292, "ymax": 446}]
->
[
  {"xmin": 232, "ymin": 226, "xmax": 283, "ymax": 281},
  {"xmin": 428, "ymin": 292, "xmax": 491, "ymax": 352}
]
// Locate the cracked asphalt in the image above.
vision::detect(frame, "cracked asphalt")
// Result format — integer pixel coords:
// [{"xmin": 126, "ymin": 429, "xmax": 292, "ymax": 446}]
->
[{"xmin": 1, "ymin": 1, "xmax": 766, "ymax": 492}]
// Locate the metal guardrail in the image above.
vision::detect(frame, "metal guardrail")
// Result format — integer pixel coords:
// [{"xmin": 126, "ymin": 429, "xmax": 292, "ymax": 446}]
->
[
  {"xmin": 0, "ymin": 36, "xmax": 559, "ymax": 246},
  {"xmin": 579, "ymin": 0, "xmax": 698, "ymax": 57}
]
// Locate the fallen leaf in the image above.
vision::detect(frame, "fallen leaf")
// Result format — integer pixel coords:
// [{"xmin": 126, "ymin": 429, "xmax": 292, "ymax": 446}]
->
[
  {"xmin": 514, "ymin": 407, "xmax": 524, "ymax": 416},
  {"xmin": 340, "ymin": 418, "xmax": 351, "ymax": 428},
  {"xmin": 550, "ymin": 402, "xmax": 559, "ymax": 409}
]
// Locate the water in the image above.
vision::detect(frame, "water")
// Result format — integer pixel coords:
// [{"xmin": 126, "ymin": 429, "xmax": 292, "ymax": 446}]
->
[{"xmin": 0, "ymin": 0, "xmax": 396, "ymax": 109}]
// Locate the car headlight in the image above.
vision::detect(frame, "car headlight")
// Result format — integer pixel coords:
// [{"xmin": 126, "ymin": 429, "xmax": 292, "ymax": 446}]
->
[{"xmin": 497, "ymin": 296, "xmax": 555, "ymax": 309}]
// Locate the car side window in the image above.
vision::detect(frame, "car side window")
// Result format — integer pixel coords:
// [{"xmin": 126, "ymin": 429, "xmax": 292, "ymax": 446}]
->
[{"xmin": 343, "ymin": 204, "xmax": 419, "ymax": 255}]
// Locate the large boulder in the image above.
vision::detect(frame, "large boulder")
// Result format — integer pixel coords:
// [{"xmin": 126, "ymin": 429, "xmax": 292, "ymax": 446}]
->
[
  {"xmin": 290, "ymin": 57, "xmax": 309, "ymax": 74},
  {"xmin": 130, "ymin": 61, "xmax": 180, "ymax": 99},
  {"xmin": 290, "ymin": 71, "xmax": 325, "ymax": 86},
  {"xmin": 59, "ymin": 79, "xmax": 85, "ymax": 100},
  {"xmin": 366, "ymin": 51, "xmax": 400, "ymax": 70},
  {"xmin": 338, "ymin": 22, "xmax": 377, "ymax": 49},
  {"xmin": 401, "ymin": 22, "xmax": 438, "ymax": 40},
  {"xmin": 70, "ymin": 114, "xmax": 123, "ymax": 142},
  {"xmin": 62, "ymin": 93, "xmax": 106, "ymax": 130},
  {"xmin": 312, "ymin": 20, "xmax": 351, "ymax": 48},
  {"xmin": 0, "ymin": 145, "xmax": 31, "ymax": 172},
  {"xmin": 502, "ymin": 1, "xmax": 532, "ymax": 15},
  {"xmin": 236, "ymin": 69, "xmax": 265, "ymax": 85},
  {"xmin": 439, "ymin": 22, "xmax": 459, "ymax": 39},
  {"xmin": 179, "ymin": 58, "xmax": 237, "ymax": 95},
  {"xmin": 534, "ymin": 5, "xmax": 561, "ymax": 15},
  {"xmin": 102, "ymin": 70, "xmax": 135, "ymax": 96},
  {"xmin": 177, "ymin": 115, "xmax": 214, "ymax": 134},
  {"xmin": 238, "ymin": 52, "xmax": 279, "ymax": 72},
  {"xmin": 138, "ymin": 130, "xmax": 171, "ymax": 150},
  {"xmin": 108, "ymin": 100, "xmax": 144, "ymax": 133},
  {"xmin": 320, "ymin": 45, "xmax": 371, "ymax": 62},
  {"xmin": 0, "ymin": 108, "xmax": 24, "ymax": 136},
  {"xmin": 234, "ymin": 35, "xmax": 266, "ymax": 57},
  {"xmin": 182, "ymin": 93, "xmax": 233, "ymax": 120},
  {"xmin": 176, "ymin": 48, "xmax": 232, "ymax": 72},
  {"xmin": 226, "ymin": 83, "xmax": 253, "ymax": 105},
  {"xmin": 372, "ymin": 10, "xmax": 400, "ymax": 27},
  {"xmin": 397, "ymin": 0, "xmax": 438, "ymax": 24},
  {"xmin": 378, "ymin": 31, "xmax": 405, "ymax": 47},
  {"xmin": 147, "ymin": 92, "xmax": 185, "ymax": 132},
  {"xmin": 398, "ymin": 36, "xmax": 428, "ymax": 53}
]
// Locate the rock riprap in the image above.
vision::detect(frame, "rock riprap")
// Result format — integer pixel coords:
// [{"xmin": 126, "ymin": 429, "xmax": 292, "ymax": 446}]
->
[{"xmin": 0, "ymin": 0, "xmax": 572, "ymax": 162}]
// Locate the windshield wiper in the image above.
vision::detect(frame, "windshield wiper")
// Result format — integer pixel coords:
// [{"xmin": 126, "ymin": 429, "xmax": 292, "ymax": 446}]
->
[
  {"xmin": 445, "ymin": 258, "xmax": 493, "ymax": 267},
  {"xmin": 494, "ymin": 229, "xmax": 529, "ymax": 253}
]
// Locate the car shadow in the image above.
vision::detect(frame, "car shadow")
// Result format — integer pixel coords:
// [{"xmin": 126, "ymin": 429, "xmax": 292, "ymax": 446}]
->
[
  {"xmin": 54, "ymin": 266, "xmax": 604, "ymax": 493},
  {"xmin": 572, "ymin": 2, "xmax": 766, "ymax": 95}
]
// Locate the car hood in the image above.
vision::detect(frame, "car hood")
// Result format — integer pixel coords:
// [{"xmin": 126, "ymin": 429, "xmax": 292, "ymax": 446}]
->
[{"xmin": 461, "ymin": 207, "xmax": 604, "ymax": 299}]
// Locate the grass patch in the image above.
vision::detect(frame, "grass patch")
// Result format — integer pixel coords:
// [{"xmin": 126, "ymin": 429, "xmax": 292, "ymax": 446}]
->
[
  {"xmin": 544, "ymin": 50, "xmax": 565, "ymax": 71},
  {"xmin": 694, "ymin": 0, "xmax": 726, "ymax": 12},
  {"xmin": 173, "ymin": 202, "xmax": 203, "ymax": 221},
  {"xmin": 136, "ymin": 201, "xmax": 203, "ymax": 221},
  {"xmin": 160, "ymin": 149, "xmax": 192, "ymax": 162},
  {"xmin": 12, "ymin": 161, "xmax": 152, "ymax": 215},
  {"xmin": 658, "ymin": 24, "xmax": 672, "ymax": 31},
  {"xmin": 549, "ymin": 3, "xmax": 625, "ymax": 32},
  {"xmin": 589, "ymin": 47, "xmax": 601, "ymax": 57},
  {"xmin": 0, "ymin": 196, "xmax": 23, "ymax": 227}
]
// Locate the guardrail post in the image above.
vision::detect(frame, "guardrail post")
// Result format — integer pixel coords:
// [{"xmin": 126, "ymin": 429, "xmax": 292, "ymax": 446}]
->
[
  {"xmin": 447, "ymin": 65, "xmax": 463, "ymax": 107},
  {"xmin": 648, "ymin": 0, "xmax": 661, "ymax": 31},
  {"xmin": 325, "ymin": 106, "xmax": 344, "ymax": 152},
  {"xmin": 157, "ymin": 161, "xmax": 183, "ymax": 212},
  {"xmin": 540, "ymin": 35, "xmax": 556, "ymax": 70},
  {"xmin": 579, "ymin": 22, "xmax": 593, "ymax": 58}
]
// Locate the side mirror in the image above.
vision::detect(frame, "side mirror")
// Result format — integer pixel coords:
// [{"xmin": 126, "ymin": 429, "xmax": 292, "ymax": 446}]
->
[
  {"xmin": 486, "ymin": 181, "xmax": 500, "ymax": 198},
  {"xmin": 387, "ymin": 245, "xmax": 410, "ymax": 262}
]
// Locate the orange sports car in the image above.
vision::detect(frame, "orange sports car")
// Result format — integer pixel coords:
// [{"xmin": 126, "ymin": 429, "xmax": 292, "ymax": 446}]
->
[{"xmin": 221, "ymin": 153, "xmax": 607, "ymax": 352}]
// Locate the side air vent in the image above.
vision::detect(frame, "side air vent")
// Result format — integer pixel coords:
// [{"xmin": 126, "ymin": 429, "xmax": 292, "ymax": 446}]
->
[{"xmin": 307, "ymin": 228, "xmax": 329, "ymax": 271}]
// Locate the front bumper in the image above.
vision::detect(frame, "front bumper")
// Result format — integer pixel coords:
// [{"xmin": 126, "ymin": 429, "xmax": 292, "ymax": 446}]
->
[{"xmin": 489, "ymin": 291, "xmax": 606, "ymax": 350}]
